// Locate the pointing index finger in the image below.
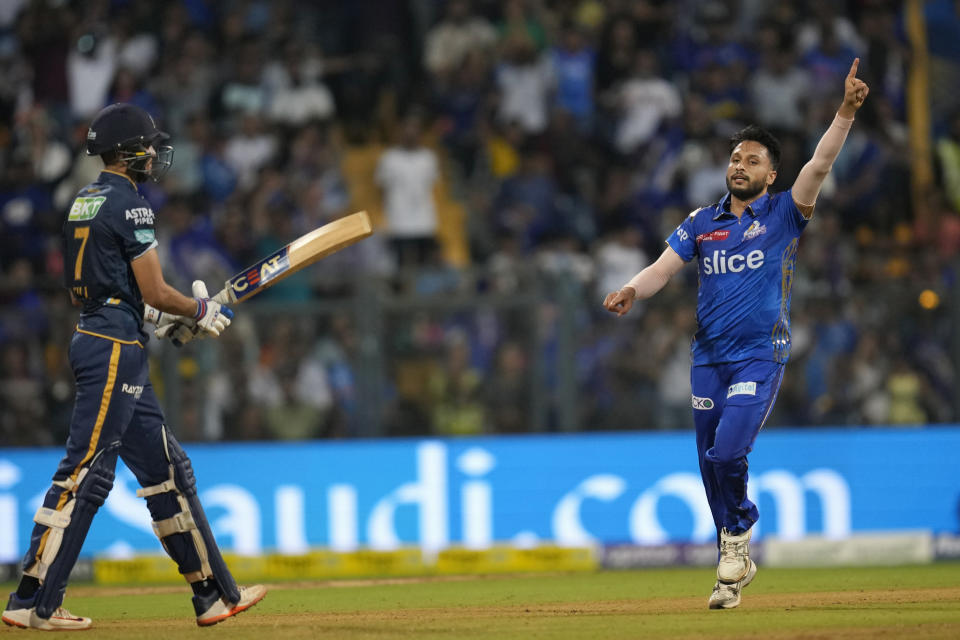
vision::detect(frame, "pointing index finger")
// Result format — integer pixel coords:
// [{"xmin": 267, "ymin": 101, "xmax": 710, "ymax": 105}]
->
[{"xmin": 847, "ymin": 57, "xmax": 859, "ymax": 79}]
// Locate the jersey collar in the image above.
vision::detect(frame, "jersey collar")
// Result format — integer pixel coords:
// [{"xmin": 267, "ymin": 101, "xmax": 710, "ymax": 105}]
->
[
  {"xmin": 100, "ymin": 169, "xmax": 138, "ymax": 191},
  {"xmin": 714, "ymin": 191, "xmax": 771, "ymax": 220}
]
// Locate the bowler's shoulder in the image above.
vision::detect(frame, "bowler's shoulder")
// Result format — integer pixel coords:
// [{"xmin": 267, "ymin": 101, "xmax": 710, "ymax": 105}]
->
[{"xmin": 685, "ymin": 205, "xmax": 715, "ymax": 227}]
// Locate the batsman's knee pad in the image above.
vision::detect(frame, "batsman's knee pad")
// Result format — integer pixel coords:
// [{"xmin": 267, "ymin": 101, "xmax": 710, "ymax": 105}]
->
[
  {"xmin": 136, "ymin": 427, "xmax": 240, "ymax": 603},
  {"xmin": 33, "ymin": 443, "xmax": 119, "ymax": 618}
]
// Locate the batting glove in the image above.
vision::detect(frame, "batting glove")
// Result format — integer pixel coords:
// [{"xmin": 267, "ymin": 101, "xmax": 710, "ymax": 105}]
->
[
  {"xmin": 193, "ymin": 280, "xmax": 234, "ymax": 338},
  {"xmin": 145, "ymin": 304, "xmax": 199, "ymax": 347}
]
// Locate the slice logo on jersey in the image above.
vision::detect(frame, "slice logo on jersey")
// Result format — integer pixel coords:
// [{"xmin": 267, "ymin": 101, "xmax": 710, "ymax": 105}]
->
[
  {"xmin": 743, "ymin": 220, "xmax": 767, "ymax": 240},
  {"xmin": 68, "ymin": 197, "xmax": 107, "ymax": 221},
  {"xmin": 703, "ymin": 249, "xmax": 764, "ymax": 275},
  {"xmin": 125, "ymin": 207, "xmax": 155, "ymax": 225},
  {"xmin": 727, "ymin": 381, "xmax": 757, "ymax": 398},
  {"xmin": 134, "ymin": 229, "xmax": 155, "ymax": 244},
  {"xmin": 696, "ymin": 230, "xmax": 730, "ymax": 244},
  {"xmin": 692, "ymin": 395, "xmax": 715, "ymax": 410}
]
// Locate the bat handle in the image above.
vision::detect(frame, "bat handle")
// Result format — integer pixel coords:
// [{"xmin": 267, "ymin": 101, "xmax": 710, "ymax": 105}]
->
[
  {"xmin": 212, "ymin": 286, "xmax": 234, "ymax": 305},
  {"xmin": 193, "ymin": 279, "xmax": 233, "ymax": 305}
]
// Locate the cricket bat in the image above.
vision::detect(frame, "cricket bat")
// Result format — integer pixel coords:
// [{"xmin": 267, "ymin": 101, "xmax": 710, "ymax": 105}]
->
[{"xmin": 210, "ymin": 211, "xmax": 373, "ymax": 304}]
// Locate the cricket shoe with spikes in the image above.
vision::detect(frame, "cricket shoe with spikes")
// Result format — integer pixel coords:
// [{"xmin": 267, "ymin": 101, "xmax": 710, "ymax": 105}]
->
[
  {"xmin": 717, "ymin": 527, "xmax": 752, "ymax": 583},
  {"xmin": 194, "ymin": 584, "xmax": 266, "ymax": 627},
  {"xmin": 708, "ymin": 559, "xmax": 757, "ymax": 609},
  {"xmin": 2, "ymin": 593, "xmax": 93, "ymax": 630}
]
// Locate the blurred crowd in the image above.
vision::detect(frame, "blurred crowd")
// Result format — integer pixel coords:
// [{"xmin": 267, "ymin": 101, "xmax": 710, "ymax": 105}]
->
[{"xmin": 2, "ymin": 0, "xmax": 960, "ymax": 445}]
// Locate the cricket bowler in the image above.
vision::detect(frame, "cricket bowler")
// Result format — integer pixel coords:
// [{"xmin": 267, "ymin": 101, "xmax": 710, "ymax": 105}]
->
[
  {"xmin": 2, "ymin": 103, "xmax": 266, "ymax": 630},
  {"xmin": 603, "ymin": 60, "xmax": 869, "ymax": 608}
]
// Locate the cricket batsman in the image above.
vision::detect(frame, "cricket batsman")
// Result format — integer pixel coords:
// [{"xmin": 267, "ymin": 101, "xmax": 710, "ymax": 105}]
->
[
  {"xmin": 603, "ymin": 60, "xmax": 869, "ymax": 608},
  {"xmin": 2, "ymin": 103, "xmax": 266, "ymax": 630}
]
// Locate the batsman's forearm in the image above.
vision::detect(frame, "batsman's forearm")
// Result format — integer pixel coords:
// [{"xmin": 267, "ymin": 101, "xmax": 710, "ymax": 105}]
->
[
  {"xmin": 792, "ymin": 112, "xmax": 854, "ymax": 206},
  {"xmin": 143, "ymin": 283, "xmax": 199, "ymax": 317}
]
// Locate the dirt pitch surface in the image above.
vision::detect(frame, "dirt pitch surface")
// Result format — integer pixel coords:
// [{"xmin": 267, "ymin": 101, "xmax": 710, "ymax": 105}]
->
[{"xmin": 3, "ymin": 565, "xmax": 959, "ymax": 638}]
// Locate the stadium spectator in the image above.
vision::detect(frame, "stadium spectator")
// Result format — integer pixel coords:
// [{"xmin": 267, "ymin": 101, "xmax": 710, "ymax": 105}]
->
[
  {"xmin": 609, "ymin": 48, "xmax": 682, "ymax": 155},
  {"xmin": 0, "ymin": 0, "xmax": 957, "ymax": 443},
  {"xmin": 375, "ymin": 110, "xmax": 440, "ymax": 270},
  {"xmin": 494, "ymin": 34, "xmax": 554, "ymax": 135},
  {"xmin": 423, "ymin": 0, "xmax": 497, "ymax": 80}
]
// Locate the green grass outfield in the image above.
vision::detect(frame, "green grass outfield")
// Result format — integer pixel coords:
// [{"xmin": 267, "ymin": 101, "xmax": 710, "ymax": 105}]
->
[{"xmin": 3, "ymin": 564, "xmax": 960, "ymax": 638}]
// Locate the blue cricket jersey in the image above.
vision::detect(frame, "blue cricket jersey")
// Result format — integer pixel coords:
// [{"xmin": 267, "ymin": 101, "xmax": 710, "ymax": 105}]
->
[{"xmin": 666, "ymin": 190, "xmax": 809, "ymax": 365}]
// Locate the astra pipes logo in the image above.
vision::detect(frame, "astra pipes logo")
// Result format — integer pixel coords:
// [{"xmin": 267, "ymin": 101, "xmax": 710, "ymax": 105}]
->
[{"xmin": 125, "ymin": 207, "xmax": 155, "ymax": 225}]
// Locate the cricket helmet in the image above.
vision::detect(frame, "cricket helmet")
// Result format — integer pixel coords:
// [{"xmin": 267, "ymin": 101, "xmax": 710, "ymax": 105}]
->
[{"xmin": 86, "ymin": 103, "xmax": 173, "ymax": 181}]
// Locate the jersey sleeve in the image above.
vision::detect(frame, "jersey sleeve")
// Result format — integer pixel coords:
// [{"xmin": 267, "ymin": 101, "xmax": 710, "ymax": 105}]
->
[
  {"xmin": 666, "ymin": 211, "xmax": 698, "ymax": 261},
  {"xmin": 778, "ymin": 190, "xmax": 810, "ymax": 236},
  {"xmin": 114, "ymin": 198, "xmax": 158, "ymax": 260}
]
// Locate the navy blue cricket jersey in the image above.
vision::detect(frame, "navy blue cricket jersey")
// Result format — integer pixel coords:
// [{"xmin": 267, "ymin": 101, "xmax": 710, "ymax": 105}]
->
[
  {"xmin": 666, "ymin": 190, "xmax": 809, "ymax": 365},
  {"xmin": 62, "ymin": 170, "xmax": 157, "ymax": 342}
]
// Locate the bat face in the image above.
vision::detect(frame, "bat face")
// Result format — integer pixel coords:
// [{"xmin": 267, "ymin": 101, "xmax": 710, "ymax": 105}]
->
[
  {"xmin": 226, "ymin": 246, "xmax": 292, "ymax": 302},
  {"xmin": 214, "ymin": 211, "xmax": 372, "ymax": 304}
]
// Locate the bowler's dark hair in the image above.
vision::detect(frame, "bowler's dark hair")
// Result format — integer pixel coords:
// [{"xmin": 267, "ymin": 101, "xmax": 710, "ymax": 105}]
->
[{"xmin": 729, "ymin": 125, "xmax": 781, "ymax": 170}]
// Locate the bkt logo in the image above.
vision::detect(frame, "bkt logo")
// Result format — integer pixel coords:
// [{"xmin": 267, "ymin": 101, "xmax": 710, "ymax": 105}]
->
[{"xmin": 702, "ymin": 249, "xmax": 764, "ymax": 275}]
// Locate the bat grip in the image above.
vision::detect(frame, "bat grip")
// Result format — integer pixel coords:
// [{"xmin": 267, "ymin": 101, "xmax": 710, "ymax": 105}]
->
[{"xmin": 212, "ymin": 287, "xmax": 233, "ymax": 305}]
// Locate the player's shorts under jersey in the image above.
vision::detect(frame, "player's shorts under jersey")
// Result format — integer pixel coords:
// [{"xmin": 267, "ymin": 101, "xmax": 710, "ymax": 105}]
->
[
  {"xmin": 62, "ymin": 170, "xmax": 157, "ymax": 343},
  {"xmin": 667, "ymin": 190, "xmax": 809, "ymax": 365}
]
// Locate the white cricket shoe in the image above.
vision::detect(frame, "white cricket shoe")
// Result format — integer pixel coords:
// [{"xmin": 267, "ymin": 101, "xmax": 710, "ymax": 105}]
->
[
  {"xmin": 708, "ymin": 559, "xmax": 757, "ymax": 610},
  {"xmin": 195, "ymin": 584, "xmax": 266, "ymax": 627},
  {"xmin": 716, "ymin": 527, "xmax": 752, "ymax": 583},
  {"xmin": 2, "ymin": 594, "xmax": 92, "ymax": 631}
]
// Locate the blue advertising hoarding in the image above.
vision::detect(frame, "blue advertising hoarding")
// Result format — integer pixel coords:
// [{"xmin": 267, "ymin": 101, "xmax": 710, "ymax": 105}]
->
[{"xmin": 1, "ymin": 427, "xmax": 958, "ymax": 562}]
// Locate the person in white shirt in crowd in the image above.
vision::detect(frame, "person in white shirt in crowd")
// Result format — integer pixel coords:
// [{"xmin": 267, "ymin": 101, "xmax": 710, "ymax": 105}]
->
[
  {"xmin": 66, "ymin": 30, "xmax": 117, "ymax": 120},
  {"xmin": 224, "ymin": 112, "xmax": 277, "ymax": 191},
  {"xmin": 594, "ymin": 225, "xmax": 649, "ymax": 318},
  {"xmin": 612, "ymin": 48, "xmax": 682, "ymax": 155},
  {"xmin": 749, "ymin": 45, "xmax": 812, "ymax": 133},
  {"xmin": 495, "ymin": 35, "xmax": 555, "ymax": 135},
  {"xmin": 375, "ymin": 111, "xmax": 440, "ymax": 270},
  {"xmin": 264, "ymin": 43, "xmax": 335, "ymax": 127},
  {"xmin": 423, "ymin": 0, "xmax": 497, "ymax": 80}
]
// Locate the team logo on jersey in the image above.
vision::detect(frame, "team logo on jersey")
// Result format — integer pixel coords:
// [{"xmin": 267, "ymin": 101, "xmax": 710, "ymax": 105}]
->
[
  {"xmin": 692, "ymin": 395, "xmax": 715, "ymax": 410},
  {"xmin": 743, "ymin": 220, "xmax": 767, "ymax": 240},
  {"xmin": 125, "ymin": 207, "xmax": 155, "ymax": 225},
  {"xmin": 727, "ymin": 381, "xmax": 757, "ymax": 398},
  {"xmin": 696, "ymin": 230, "xmax": 730, "ymax": 244},
  {"xmin": 68, "ymin": 196, "xmax": 106, "ymax": 221}
]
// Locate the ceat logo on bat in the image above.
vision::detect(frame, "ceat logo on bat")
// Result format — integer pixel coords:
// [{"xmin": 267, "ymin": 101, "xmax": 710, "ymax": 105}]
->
[
  {"xmin": 228, "ymin": 248, "xmax": 291, "ymax": 297},
  {"xmin": 696, "ymin": 230, "xmax": 730, "ymax": 244}
]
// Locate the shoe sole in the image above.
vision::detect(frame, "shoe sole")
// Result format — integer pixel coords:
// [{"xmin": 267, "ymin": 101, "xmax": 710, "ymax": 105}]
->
[
  {"xmin": 709, "ymin": 560, "xmax": 758, "ymax": 610},
  {"xmin": 3, "ymin": 614, "xmax": 92, "ymax": 631},
  {"xmin": 2, "ymin": 615, "xmax": 28, "ymax": 629},
  {"xmin": 196, "ymin": 591, "xmax": 266, "ymax": 627}
]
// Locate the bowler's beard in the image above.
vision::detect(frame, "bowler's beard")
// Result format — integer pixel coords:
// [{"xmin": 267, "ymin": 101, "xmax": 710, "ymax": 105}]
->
[{"xmin": 726, "ymin": 175, "xmax": 766, "ymax": 201}]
